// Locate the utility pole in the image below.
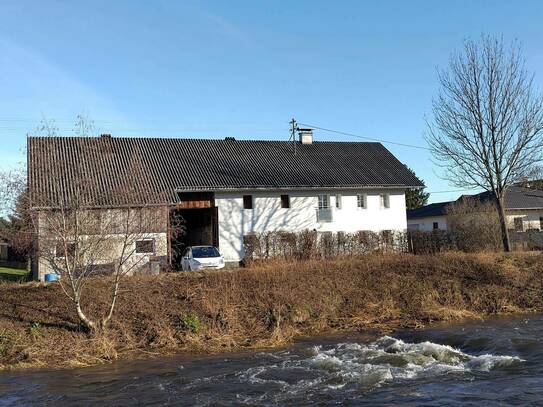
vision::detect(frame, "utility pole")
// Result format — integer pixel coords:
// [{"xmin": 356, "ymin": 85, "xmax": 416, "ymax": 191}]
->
[{"xmin": 290, "ymin": 118, "xmax": 297, "ymax": 155}]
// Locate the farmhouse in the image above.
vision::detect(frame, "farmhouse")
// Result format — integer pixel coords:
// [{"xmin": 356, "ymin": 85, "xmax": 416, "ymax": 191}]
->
[
  {"xmin": 28, "ymin": 130, "xmax": 423, "ymax": 280},
  {"xmin": 407, "ymin": 186, "xmax": 543, "ymax": 232}
]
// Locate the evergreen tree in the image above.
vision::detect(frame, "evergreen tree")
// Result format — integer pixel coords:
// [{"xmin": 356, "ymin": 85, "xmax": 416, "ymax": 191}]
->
[{"xmin": 405, "ymin": 168, "xmax": 429, "ymax": 210}]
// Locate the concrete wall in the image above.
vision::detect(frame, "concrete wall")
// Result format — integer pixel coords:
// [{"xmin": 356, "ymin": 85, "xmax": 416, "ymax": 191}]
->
[
  {"xmin": 407, "ymin": 216, "xmax": 448, "ymax": 232},
  {"xmin": 34, "ymin": 207, "xmax": 168, "ymax": 281},
  {"xmin": 215, "ymin": 189, "xmax": 407, "ymax": 263},
  {"xmin": 36, "ymin": 232, "xmax": 168, "ymax": 281}
]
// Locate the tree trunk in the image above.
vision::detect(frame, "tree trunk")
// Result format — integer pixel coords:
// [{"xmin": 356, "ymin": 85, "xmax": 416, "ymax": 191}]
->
[
  {"xmin": 75, "ymin": 300, "xmax": 97, "ymax": 332},
  {"xmin": 496, "ymin": 196, "xmax": 511, "ymax": 252},
  {"xmin": 100, "ymin": 279, "xmax": 120, "ymax": 330}
]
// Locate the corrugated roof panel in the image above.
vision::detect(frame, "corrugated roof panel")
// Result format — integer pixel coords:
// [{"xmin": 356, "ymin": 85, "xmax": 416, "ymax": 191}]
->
[{"xmin": 28, "ymin": 136, "xmax": 424, "ymax": 207}]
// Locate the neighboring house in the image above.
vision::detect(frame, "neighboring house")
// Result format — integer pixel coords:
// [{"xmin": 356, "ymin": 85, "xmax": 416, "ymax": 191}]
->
[
  {"xmin": 406, "ymin": 202, "xmax": 450, "ymax": 231},
  {"xmin": 28, "ymin": 130, "xmax": 423, "ymax": 280},
  {"xmin": 407, "ymin": 186, "xmax": 543, "ymax": 232}
]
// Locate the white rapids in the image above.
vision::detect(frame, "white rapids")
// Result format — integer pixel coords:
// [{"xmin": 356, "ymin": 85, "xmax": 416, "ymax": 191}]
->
[{"xmin": 237, "ymin": 336, "xmax": 523, "ymax": 396}]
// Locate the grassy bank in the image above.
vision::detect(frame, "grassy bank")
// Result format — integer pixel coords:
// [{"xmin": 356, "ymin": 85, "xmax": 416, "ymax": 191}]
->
[
  {"xmin": 1, "ymin": 252, "xmax": 543, "ymax": 370},
  {"xmin": 0, "ymin": 265, "xmax": 30, "ymax": 283}
]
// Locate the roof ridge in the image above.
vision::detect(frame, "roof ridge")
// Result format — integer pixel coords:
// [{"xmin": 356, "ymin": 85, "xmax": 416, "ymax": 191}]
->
[{"xmin": 27, "ymin": 135, "xmax": 383, "ymax": 144}]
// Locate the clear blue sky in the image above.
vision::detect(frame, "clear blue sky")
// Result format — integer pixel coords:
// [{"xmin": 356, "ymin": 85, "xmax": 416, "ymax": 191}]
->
[{"xmin": 1, "ymin": 0, "xmax": 543, "ymax": 203}]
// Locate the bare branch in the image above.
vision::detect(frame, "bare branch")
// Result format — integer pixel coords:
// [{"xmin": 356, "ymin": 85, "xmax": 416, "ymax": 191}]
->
[{"xmin": 426, "ymin": 35, "xmax": 543, "ymax": 251}]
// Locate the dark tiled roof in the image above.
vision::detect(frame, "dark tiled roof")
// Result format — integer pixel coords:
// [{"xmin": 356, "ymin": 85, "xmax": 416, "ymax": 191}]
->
[
  {"xmin": 464, "ymin": 186, "xmax": 543, "ymax": 210},
  {"xmin": 407, "ymin": 186, "xmax": 543, "ymax": 220},
  {"xmin": 28, "ymin": 136, "xmax": 423, "ymax": 207},
  {"xmin": 407, "ymin": 201, "xmax": 451, "ymax": 219}
]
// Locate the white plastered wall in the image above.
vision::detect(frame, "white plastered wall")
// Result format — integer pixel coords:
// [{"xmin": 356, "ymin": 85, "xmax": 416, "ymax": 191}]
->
[
  {"xmin": 407, "ymin": 216, "xmax": 448, "ymax": 231},
  {"xmin": 215, "ymin": 189, "xmax": 407, "ymax": 263}
]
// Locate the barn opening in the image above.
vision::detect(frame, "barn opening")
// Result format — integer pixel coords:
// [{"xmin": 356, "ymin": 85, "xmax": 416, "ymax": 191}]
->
[{"xmin": 169, "ymin": 192, "xmax": 218, "ymax": 268}]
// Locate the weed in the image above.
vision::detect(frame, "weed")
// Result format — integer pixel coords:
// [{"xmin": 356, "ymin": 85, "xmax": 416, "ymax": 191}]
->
[
  {"xmin": 178, "ymin": 314, "xmax": 201, "ymax": 334},
  {"xmin": 27, "ymin": 322, "xmax": 42, "ymax": 339}
]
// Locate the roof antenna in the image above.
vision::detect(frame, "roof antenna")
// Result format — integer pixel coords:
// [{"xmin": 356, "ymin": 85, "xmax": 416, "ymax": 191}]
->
[{"xmin": 289, "ymin": 118, "xmax": 298, "ymax": 155}]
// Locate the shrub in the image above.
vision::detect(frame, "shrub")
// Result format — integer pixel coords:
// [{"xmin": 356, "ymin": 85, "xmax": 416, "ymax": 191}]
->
[
  {"xmin": 243, "ymin": 230, "xmax": 408, "ymax": 263},
  {"xmin": 27, "ymin": 322, "xmax": 42, "ymax": 339},
  {"xmin": 178, "ymin": 314, "xmax": 200, "ymax": 334}
]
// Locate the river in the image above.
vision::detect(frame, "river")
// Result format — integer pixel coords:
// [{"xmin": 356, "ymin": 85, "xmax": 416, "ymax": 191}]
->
[{"xmin": 1, "ymin": 314, "xmax": 542, "ymax": 406}]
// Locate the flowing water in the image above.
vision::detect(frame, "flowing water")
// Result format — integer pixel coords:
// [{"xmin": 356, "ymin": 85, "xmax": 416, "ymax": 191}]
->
[{"xmin": 2, "ymin": 314, "xmax": 543, "ymax": 406}]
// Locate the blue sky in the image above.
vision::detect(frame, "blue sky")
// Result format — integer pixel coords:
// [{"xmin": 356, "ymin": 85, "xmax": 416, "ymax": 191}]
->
[{"xmin": 1, "ymin": 0, "xmax": 543, "ymax": 202}]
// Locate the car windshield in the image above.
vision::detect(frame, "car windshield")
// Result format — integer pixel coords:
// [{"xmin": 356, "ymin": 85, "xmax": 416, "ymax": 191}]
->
[{"xmin": 192, "ymin": 246, "xmax": 220, "ymax": 258}]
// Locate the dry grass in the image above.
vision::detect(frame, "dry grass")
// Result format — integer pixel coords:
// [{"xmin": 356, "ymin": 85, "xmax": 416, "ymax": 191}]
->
[{"xmin": 1, "ymin": 251, "xmax": 543, "ymax": 370}]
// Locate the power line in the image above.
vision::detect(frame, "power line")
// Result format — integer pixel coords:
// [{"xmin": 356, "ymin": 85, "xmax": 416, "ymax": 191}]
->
[
  {"xmin": 425, "ymin": 189, "xmax": 478, "ymax": 194},
  {"xmin": 298, "ymin": 122, "xmax": 431, "ymax": 151},
  {"xmin": 0, "ymin": 117, "xmax": 430, "ymax": 152}
]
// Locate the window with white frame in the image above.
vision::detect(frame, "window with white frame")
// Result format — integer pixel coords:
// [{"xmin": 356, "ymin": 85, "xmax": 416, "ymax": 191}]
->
[
  {"xmin": 318, "ymin": 194, "xmax": 330, "ymax": 209},
  {"xmin": 380, "ymin": 193, "xmax": 390, "ymax": 209},
  {"xmin": 357, "ymin": 193, "xmax": 367, "ymax": 209},
  {"xmin": 335, "ymin": 194, "xmax": 342, "ymax": 209}
]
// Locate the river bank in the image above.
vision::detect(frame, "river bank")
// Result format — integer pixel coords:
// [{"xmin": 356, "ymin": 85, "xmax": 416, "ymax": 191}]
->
[
  {"xmin": 1, "ymin": 252, "xmax": 542, "ymax": 371},
  {"xmin": 1, "ymin": 314, "xmax": 540, "ymax": 405}
]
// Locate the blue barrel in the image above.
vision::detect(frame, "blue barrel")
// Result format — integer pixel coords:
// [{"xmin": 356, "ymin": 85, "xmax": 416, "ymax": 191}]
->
[{"xmin": 44, "ymin": 273, "xmax": 59, "ymax": 282}]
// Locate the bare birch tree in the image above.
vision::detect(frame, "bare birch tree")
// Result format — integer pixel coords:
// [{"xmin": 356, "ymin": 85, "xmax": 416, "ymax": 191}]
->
[
  {"xmin": 36, "ymin": 185, "xmax": 167, "ymax": 332},
  {"xmin": 24, "ymin": 115, "xmax": 173, "ymax": 333},
  {"xmin": 427, "ymin": 35, "xmax": 543, "ymax": 251},
  {"xmin": 33, "ymin": 144, "xmax": 169, "ymax": 332}
]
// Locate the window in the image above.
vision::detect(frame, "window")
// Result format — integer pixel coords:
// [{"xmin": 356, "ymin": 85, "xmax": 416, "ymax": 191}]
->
[
  {"xmin": 318, "ymin": 194, "xmax": 330, "ymax": 209},
  {"xmin": 56, "ymin": 241, "xmax": 76, "ymax": 258},
  {"xmin": 514, "ymin": 217, "xmax": 524, "ymax": 232},
  {"xmin": 192, "ymin": 246, "xmax": 220, "ymax": 258},
  {"xmin": 380, "ymin": 193, "xmax": 390, "ymax": 209},
  {"xmin": 135, "ymin": 239, "xmax": 155, "ymax": 254},
  {"xmin": 357, "ymin": 193, "xmax": 367, "ymax": 209},
  {"xmin": 243, "ymin": 195, "xmax": 253, "ymax": 210},
  {"xmin": 433, "ymin": 222, "xmax": 439, "ymax": 230},
  {"xmin": 280, "ymin": 194, "xmax": 290, "ymax": 209},
  {"xmin": 335, "ymin": 194, "xmax": 342, "ymax": 209}
]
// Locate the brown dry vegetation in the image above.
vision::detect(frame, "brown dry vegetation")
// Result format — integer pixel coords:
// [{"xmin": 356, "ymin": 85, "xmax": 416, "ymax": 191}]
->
[{"xmin": 1, "ymin": 252, "xmax": 543, "ymax": 370}]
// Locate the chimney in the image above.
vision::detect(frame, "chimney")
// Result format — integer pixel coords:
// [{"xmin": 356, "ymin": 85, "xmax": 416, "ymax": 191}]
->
[
  {"xmin": 298, "ymin": 128, "xmax": 313, "ymax": 144},
  {"xmin": 100, "ymin": 134, "xmax": 112, "ymax": 139}
]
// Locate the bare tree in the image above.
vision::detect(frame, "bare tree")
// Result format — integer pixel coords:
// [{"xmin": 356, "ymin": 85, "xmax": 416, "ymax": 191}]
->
[
  {"xmin": 427, "ymin": 35, "xmax": 543, "ymax": 251},
  {"xmin": 35, "ymin": 182, "xmax": 168, "ymax": 332},
  {"xmin": 26, "ymin": 115, "xmax": 173, "ymax": 333}
]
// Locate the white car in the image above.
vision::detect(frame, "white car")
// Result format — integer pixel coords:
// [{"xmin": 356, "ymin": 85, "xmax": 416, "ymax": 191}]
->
[{"xmin": 181, "ymin": 246, "xmax": 225, "ymax": 271}]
